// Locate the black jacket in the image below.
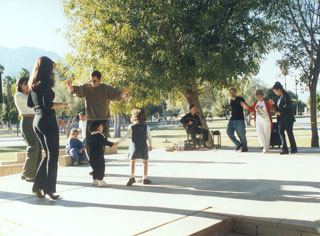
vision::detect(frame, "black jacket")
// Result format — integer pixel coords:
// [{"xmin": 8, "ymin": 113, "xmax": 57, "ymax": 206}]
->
[
  {"xmin": 27, "ymin": 82, "xmax": 55, "ymax": 116},
  {"xmin": 180, "ymin": 113, "xmax": 201, "ymax": 131},
  {"xmin": 276, "ymin": 92, "xmax": 295, "ymax": 124},
  {"xmin": 88, "ymin": 132, "xmax": 113, "ymax": 160}
]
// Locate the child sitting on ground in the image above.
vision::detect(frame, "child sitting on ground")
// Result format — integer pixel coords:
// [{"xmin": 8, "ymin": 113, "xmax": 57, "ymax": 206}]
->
[
  {"xmin": 88, "ymin": 120, "xmax": 118, "ymax": 187},
  {"xmin": 119, "ymin": 108, "xmax": 153, "ymax": 186},
  {"xmin": 66, "ymin": 129, "xmax": 88, "ymax": 166}
]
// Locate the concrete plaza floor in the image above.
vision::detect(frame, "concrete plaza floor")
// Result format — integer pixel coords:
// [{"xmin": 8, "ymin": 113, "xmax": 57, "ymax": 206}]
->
[{"xmin": 0, "ymin": 147, "xmax": 320, "ymax": 235}]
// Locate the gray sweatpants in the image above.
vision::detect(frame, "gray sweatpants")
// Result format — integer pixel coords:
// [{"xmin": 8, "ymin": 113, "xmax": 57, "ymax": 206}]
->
[{"xmin": 21, "ymin": 117, "xmax": 42, "ymax": 179}]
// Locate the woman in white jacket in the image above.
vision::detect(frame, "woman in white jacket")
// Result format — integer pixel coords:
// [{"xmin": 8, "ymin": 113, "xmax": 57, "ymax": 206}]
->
[{"xmin": 14, "ymin": 77, "xmax": 41, "ymax": 182}]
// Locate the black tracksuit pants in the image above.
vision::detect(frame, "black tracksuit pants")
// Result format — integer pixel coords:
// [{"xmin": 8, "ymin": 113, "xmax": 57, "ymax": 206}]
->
[
  {"xmin": 90, "ymin": 156, "xmax": 105, "ymax": 180},
  {"xmin": 279, "ymin": 121, "xmax": 297, "ymax": 152},
  {"xmin": 32, "ymin": 115, "xmax": 59, "ymax": 194}
]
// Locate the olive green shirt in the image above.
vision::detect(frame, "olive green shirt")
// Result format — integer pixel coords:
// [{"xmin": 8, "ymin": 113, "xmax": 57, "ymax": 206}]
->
[{"xmin": 71, "ymin": 83, "xmax": 122, "ymax": 120}]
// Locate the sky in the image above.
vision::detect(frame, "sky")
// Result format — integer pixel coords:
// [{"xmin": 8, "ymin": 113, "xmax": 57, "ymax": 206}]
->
[
  {"xmin": 0, "ymin": 0, "xmax": 70, "ymax": 56},
  {"xmin": 0, "ymin": 0, "xmax": 309, "ymax": 102}
]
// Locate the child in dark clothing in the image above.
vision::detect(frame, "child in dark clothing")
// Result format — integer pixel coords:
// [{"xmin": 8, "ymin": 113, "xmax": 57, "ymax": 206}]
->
[
  {"xmin": 88, "ymin": 120, "xmax": 118, "ymax": 187},
  {"xmin": 119, "ymin": 108, "xmax": 152, "ymax": 186},
  {"xmin": 66, "ymin": 129, "xmax": 88, "ymax": 166}
]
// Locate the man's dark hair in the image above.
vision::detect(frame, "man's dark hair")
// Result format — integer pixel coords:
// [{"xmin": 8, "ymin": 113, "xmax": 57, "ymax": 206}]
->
[
  {"xmin": 89, "ymin": 120, "xmax": 103, "ymax": 132},
  {"xmin": 229, "ymin": 88, "xmax": 236, "ymax": 92},
  {"xmin": 189, "ymin": 104, "xmax": 196, "ymax": 110},
  {"xmin": 91, "ymin": 71, "xmax": 102, "ymax": 80}
]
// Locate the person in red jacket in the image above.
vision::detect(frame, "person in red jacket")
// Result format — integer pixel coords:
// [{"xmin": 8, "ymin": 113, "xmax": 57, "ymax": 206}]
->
[{"xmin": 241, "ymin": 90, "xmax": 275, "ymax": 153}]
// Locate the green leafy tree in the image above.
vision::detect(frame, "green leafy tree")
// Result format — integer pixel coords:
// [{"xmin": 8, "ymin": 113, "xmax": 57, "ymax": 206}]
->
[
  {"xmin": 19, "ymin": 68, "xmax": 30, "ymax": 78},
  {"xmin": 1, "ymin": 76, "xmax": 18, "ymax": 125},
  {"xmin": 63, "ymin": 0, "xmax": 277, "ymax": 130},
  {"xmin": 275, "ymin": 0, "xmax": 320, "ymax": 147},
  {"xmin": 53, "ymin": 61, "xmax": 85, "ymax": 117},
  {"xmin": 53, "ymin": 62, "xmax": 86, "ymax": 137}
]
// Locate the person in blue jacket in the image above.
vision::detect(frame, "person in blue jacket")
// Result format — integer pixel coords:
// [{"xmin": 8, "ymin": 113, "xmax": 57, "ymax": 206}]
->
[{"xmin": 66, "ymin": 129, "xmax": 88, "ymax": 165}]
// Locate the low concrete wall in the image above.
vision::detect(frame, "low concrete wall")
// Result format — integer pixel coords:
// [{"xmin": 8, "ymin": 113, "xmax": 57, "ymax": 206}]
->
[
  {"xmin": 0, "ymin": 147, "xmax": 118, "ymax": 177},
  {"xmin": 0, "ymin": 164, "xmax": 24, "ymax": 177},
  {"xmin": 58, "ymin": 155, "xmax": 73, "ymax": 166}
]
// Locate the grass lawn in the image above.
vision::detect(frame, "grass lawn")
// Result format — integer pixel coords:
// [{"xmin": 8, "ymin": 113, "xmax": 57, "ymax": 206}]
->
[{"xmin": 0, "ymin": 119, "xmax": 316, "ymax": 160}]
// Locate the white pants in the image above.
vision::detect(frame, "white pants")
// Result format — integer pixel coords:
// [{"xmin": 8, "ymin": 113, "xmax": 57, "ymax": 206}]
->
[{"xmin": 256, "ymin": 118, "xmax": 271, "ymax": 149}]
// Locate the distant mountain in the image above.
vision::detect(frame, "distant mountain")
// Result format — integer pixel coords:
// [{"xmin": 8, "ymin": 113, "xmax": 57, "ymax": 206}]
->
[{"xmin": 0, "ymin": 46, "xmax": 64, "ymax": 77}]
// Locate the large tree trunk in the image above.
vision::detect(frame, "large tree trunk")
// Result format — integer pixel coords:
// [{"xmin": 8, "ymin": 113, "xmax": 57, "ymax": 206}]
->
[
  {"xmin": 183, "ymin": 83, "xmax": 213, "ymax": 146},
  {"xmin": 309, "ymin": 78, "xmax": 319, "ymax": 147}
]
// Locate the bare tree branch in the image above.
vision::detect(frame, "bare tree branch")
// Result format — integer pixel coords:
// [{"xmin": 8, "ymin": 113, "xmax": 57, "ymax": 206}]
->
[{"xmin": 288, "ymin": 2, "xmax": 315, "ymax": 63}]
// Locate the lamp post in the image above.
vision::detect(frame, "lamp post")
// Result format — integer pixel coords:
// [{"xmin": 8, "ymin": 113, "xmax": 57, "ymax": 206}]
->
[{"xmin": 6, "ymin": 78, "xmax": 11, "ymax": 130}]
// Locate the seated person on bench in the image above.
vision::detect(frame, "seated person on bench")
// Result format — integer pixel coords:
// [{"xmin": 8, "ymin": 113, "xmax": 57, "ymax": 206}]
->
[{"xmin": 180, "ymin": 104, "xmax": 209, "ymax": 148}]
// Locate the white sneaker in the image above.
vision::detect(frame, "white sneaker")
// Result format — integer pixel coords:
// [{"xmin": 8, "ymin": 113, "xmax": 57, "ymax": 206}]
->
[
  {"xmin": 97, "ymin": 180, "xmax": 108, "ymax": 187},
  {"xmin": 93, "ymin": 179, "xmax": 98, "ymax": 186}
]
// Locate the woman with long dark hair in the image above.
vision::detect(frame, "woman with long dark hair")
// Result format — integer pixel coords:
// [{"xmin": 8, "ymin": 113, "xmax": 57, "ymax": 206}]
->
[
  {"xmin": 269, "ymin": 81, "xmax": 297, "ymax": 155},
  {"xmin": 27, "ymin": 56, "xmax": 68, "ymax": 199},
  {"xmin": 14, "ymin": 77, "xmax": 41, "ymax": 182}
]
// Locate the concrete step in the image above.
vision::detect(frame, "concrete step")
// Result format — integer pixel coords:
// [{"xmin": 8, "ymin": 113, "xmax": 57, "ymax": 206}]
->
[
  {"xmin": 232, "ymin": 215, "xmax": 320, "ymax": 236},
  {"xmin": 138, "ymin": 208, "xmax": 233, "ymax": 236}
]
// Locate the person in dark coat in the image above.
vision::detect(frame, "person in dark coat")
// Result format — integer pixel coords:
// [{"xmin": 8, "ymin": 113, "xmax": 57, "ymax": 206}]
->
[
  {"xmin": 269, "ymin": 81, "xmax": 297, "ymax": 155},
  {"xmin": 119, "ymin": 109, "xmax": 153, "ymax": 186},
  {"xmin": 27, "ymin": 56, "xmax": 68, "ymax": 200},
  {"xmin": 88, "ymin": 120, "xmax": 118, "ymax": 187},
  {"xmin": 180, "ymin": 105, "xmax": 209, "ymax": 148}
]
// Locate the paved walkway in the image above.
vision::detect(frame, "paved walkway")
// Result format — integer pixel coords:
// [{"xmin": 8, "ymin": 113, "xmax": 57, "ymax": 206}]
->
[{"xmin": 0, "ymin": 148, "xmax": 319, "ymax": 235}]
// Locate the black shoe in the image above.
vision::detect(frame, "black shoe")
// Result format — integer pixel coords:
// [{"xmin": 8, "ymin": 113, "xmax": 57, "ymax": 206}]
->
[
  {"xmin": 143, "ymin": 179, "xmax": 152, "ymax": 184},
  {"xmin": 127, "ymin": 177, "xmax": 136, "ymax": 186},
  {"xmin": 48, "ymin": 193, "xmax": 60, "ymax": 200},
  {"xmin": 33, "ymin": 189, "xmax": 45, "ymax": 199},
  {"xmin": 290, "ymin": 149, "xmax": 298, "ymax": 154},
  {"xmin": 235, "ymin": 145, "xmax": 242, "ymax": 151},
  {"xmin": 89, "ymin": 171, "xmax": 93, "ymax": 176},
  {"xmin": 280, "ymin": 150, "xmax": 289, "ymax": 155},
  {"xmin": 241, "ymin": 148, "xmax": 248, "ymax": 152},
  {"xmin": 21, "ymin": 175, "xmax": 26, "ymax": 180}
]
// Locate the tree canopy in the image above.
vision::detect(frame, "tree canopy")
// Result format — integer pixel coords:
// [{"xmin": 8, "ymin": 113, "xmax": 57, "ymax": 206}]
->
[{"xmin": 63, "ymin": 0, "xmax": 277, "ymax": 111}]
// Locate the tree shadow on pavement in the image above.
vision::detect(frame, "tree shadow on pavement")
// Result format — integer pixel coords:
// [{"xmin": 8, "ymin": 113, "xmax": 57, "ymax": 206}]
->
[{"xmin": 104, "ymin": 174, "xmax": 320, "ymax": 203}]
